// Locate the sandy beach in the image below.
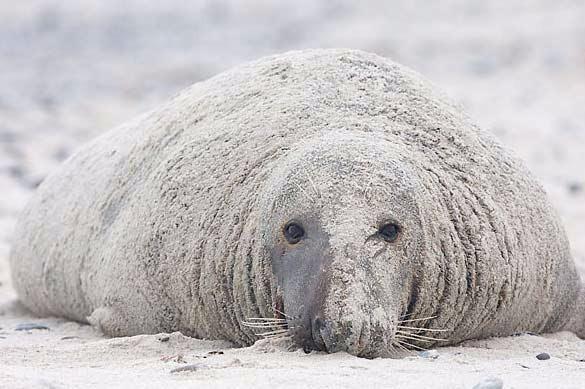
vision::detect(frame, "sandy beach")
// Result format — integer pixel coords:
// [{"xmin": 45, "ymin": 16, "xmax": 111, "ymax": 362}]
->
[{"xmin": 1, "ymin": 1, "xmax": 585, "ymax": 388}]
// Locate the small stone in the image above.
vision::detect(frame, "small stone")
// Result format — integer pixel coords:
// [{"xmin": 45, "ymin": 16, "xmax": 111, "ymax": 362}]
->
[
  {"xmin": 158, "ymin": 335, "xmax": 170, "ymax": 342},
  {"xmin": 53, "ymin": 147, "xmax": 70, "ymax": 162},
  {"xmin": 536, "ymin": 352, "xmax": 550, "ymax": 360},
  {"xmin": 417, "ymin": 349, "xmax": 439, "ymax": 359},
  {"xmin": 15, "ymin": 323, "xmax": 50, "ymax": 331},
  {"xmin": 0, "ymin": 130, "xmax": 16, "ymax": 142},
  {"xmin": 27, "ymin": 177, "xmax": 44, "ymax": 189},
  {"xmin": 7, "ymin": 165, "xmax": 25, "ymax": 179},
  {"xmin": 161, "ymin": 354, "xmax": 186, "ymax": 363},
  {"xmin": 207, "ymin": 350, "xmax": 224, "ymax": 355},
  {"xmin": 170, "ymin": 364, "xmax": 205, "ymax": 373},
  {"xmin": 472, "ymin": 377, "xmax": 503, "ymax": 389},
  {"xmin": 567, "ymin": 182, "xmax": 583, "ymax": 195}
]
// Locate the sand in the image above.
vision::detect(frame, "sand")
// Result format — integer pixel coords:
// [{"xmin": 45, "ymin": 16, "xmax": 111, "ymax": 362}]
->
[{"xmin": 1, "ymin": 0, "xmax": 585, "ymax": 388}]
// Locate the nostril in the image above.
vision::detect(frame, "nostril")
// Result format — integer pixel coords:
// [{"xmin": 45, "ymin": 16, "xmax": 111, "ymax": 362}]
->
[
  {"xmin": 313, "ymin": 317, "xmax": 328, "ymax": 340},
  {"xmin": 296, "ymin": 316, "xmax": 332, "ymax": 352},
  {"xmin": 313, "ymin": 317, "xmax": 325, "ymax": 331},
  {"xmin": 311, "ymin": 317, "xmax": 330, "ymax": 351}
]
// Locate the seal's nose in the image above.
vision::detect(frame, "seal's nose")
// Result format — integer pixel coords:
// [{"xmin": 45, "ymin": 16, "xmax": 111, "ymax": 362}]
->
[
  {"xmin": 296, "ymin": 316, "xmax": 327, "ymax": 353},
  {"xmin": 311, "ymin": 316, "xmax": 340, "ymax": 353},
  {"xmin": 313, "ymin": 317, "xmax": 325, "ymax": 333},
  {"xmin": 310, "ymin": 316, "xmax": 393, "ymax": 357},
  {"xmin": 312, "ymin": 317, "xmax": 326, "ymax": 344}
]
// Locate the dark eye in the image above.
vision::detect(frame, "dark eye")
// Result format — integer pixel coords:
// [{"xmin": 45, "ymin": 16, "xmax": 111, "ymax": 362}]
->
[
  {"xmin": 284, "ymin": 222, "xmax": 304, "ymax": 244},
  {"xmin": 378, "ymin": 223, "xmax": 401, "ymax": 243}
]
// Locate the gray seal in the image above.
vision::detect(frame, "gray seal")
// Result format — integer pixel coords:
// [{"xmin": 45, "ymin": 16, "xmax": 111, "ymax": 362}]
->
[{"xmin": 9, "ymin": 49, "xmax": 585, "ymax": 357}]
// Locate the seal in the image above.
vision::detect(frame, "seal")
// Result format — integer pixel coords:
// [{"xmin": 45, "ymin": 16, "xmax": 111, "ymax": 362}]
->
[{"xmin": 9, "ymin": 49, "xmax": 585, "ymax": 358}]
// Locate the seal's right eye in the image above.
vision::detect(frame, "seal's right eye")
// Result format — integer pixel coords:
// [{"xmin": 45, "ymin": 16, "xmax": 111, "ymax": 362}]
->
[
  {"xmin": 284, "ymin": 222, "xmax": 304, "ymax": 244},
  {"xmin": 378, "ymin": 223, "xmax": 401, "ymax": 243}
]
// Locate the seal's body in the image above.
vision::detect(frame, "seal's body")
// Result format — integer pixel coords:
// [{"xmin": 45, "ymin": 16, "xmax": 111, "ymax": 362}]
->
[{"xmin": 10, "ymin": 49, "xmax": 584, "ymax": 357}]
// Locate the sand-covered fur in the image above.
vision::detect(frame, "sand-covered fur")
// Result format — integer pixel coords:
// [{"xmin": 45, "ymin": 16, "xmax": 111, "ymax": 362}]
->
[{"xmin": 9, "ymin": 49, "xmax": 584, "ymax": 357}]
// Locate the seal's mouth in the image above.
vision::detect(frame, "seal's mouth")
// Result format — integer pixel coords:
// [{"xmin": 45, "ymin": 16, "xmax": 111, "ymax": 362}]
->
[
  {"xmin": 293, "ymin": 316, "xmax": 370, "ymax": 356},
  {"xmin": 290, "ymin": 313, "xmax": 449, "ymax": 358}
]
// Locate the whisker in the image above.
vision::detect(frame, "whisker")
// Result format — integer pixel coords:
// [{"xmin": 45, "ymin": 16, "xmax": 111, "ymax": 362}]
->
[
  {"xmin": 294, "ymin": 183, "xmax": 314, "ymax": 203},
  {"xmin": 242, "ymin": 321, "xmax": 288, "ymax": 326},
  {"xmin": 257, "ymin": 326, "xmax": 295, "ymax": 336},
  {"xmin": 395, "ymin": 334, "xmax": 435, "ymax": 344},
  {"xmin": 262, "ymin": 334, "xmax": 288, "ymax": 339},
  {"xmin": 262, "ymin": 334, "xmax": 290, "ymax": 340},
  {"xmin": 244, "ymin": 318, "xmax": 288, "ymax": 322},
  {"xmin": 273, "ymin": 307, "xmax": 293, "ymax": 319},
  {"xmin": 398, "ymin": 315, "xmax": 437, "ymax": 323},
  {"xmin": 395, "ymin": 339, "xmax": 428, "ymax": 352},
  {"xmin": 395, "ymin": 331, "xmax": 446, "ymax": 342},
  {"xmin": 304, "ymin": 169, "xmax": 321, "ymax": 199},
  {"xmin": 396, "ymin": 325, "xmax": 449, "ymax": 333},
  {"xmin": 242, "ymin": 323, "xmax": 289, "ymax": 329},
  {"xmin": 257, "ymin": 329, "xmax": 290, "ymax": 337},
  {"xmin": 392, "ymin": 340, "xmax": 411, "ymax": 353}
]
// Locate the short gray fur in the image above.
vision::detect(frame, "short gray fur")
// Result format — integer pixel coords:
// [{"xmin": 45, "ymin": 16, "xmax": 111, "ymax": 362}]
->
[{"xmin": 9, "ymin": 49, "xmax": 585, "ymax": 357}]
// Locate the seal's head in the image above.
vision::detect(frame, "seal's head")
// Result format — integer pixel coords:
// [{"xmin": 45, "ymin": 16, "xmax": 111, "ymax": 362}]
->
[{"xmin": 258, "ymin": 131, "xmax": 426, "ymax": 357}]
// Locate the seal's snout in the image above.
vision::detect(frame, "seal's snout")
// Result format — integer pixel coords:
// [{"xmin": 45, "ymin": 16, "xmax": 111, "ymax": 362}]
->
[
  {"xmin": 310, "ymin": 317, "xmax": 329, "ymax": 350},
  {"xmin": 311, "ymin": 316, "xmax": 340, "ymax": 353},
  {"xmin": 292, "ymin": 315, "xmax": 337, "ymax": 353},
  {"xmin": 304, "ymin": 315, "xmax": 394, "ymax": 357},
  {"xmin": 288, "ymin": 312, "xmax": 325, "ymax": 352}
]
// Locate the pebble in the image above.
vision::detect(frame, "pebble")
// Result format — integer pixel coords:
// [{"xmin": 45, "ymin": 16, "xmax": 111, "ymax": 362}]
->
[
  {"xmin": 26, "ymin": 177, "xmax": 44, "ymax": 189},
  {"xmin": 7, "ymin": 165, "xmax": 25, "ymax": 179},
  {"xmin": 472, "ymin": 377, "xmax": 503, "ymax": 389},
  {"xmin": 53, "ymin": 147, "xmax": 70, "ymax": 162},
  {"xmin": 536, "ymin": 352, "xmax": 550, "ymax": 360},
  {"xmin": 15, "ymin": 323, "xmax": 50, "ymax": 331},
  {"xmin": 0, "ymin": 130, "xmax": 17, "ymax": 143},
  {"xmin": 417, "ymin": 349, "xmax": 439, "ymax": 359},
  {"xmin": 170, "ymin": 364, "xmax": 206, "ymax": 373},
  {"xmin": 567, "ymin": 182, "xmax": 583, "ymax": 195}
]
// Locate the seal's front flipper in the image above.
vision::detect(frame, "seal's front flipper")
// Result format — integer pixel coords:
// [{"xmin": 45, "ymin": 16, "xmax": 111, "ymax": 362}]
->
[{"xmin": 88, "ymin": 306, "xmax": 133, "ymax": 337}]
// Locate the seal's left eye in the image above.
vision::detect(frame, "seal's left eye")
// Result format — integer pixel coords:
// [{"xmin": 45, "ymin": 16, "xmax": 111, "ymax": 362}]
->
[
  {"xmin": 284, "ymin": 222, "xmax": 304, "ymax": 244},
  {"xmin": 378, "ymin": 223, "xmax": 401, "ymax": 243}
]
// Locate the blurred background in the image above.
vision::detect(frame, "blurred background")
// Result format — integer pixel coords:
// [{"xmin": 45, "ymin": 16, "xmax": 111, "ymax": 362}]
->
[{"xmin": 0, "ymin": 0, "xmax": 584, "ymax": 279}]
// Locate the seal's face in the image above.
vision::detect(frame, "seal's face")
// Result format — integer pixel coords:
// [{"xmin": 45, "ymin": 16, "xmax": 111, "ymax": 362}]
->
[{"xmin": 262, "ymin": 133, "xmax": 424, "ymax": 358}]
